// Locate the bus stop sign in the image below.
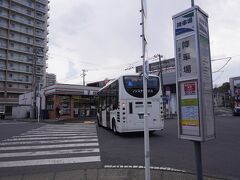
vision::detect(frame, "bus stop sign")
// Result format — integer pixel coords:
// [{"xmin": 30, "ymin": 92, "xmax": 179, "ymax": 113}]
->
[{"xmin": 173, "ymin": 6, "xmax": 216, "ymax": 142}]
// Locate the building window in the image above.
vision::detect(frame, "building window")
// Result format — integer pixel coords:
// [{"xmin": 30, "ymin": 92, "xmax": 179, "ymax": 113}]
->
[
  {"xmin": 25, "ymin": 85, "xmax": 28, "ymax": 89},
  {"xmin": 9, "ymin": 73, "xmax": 12, "ymax": 78},
  {"xmin": 27, "ymin": 37, "xmax": 30, "ymax": 43},
  {"xmin": 27, "ymin": 0, "xmax": 32, "ymax": 6},
  {"xmin": 27, "ymin": 9, "xmax": 31, "ymax": 15},
  {"xmin": 25, "ymin": 76, "xmax": 29, "ymax": 82},
  {"xmin": 46, "ymin": 96, "xmax": 53, "ymax": 110},
  {"xmin": 28, "ymin": 18, "xmax": 32, "ymax": 24},
  {"xmin": 8, "ymin": 84, "xmax": 12, "ymax": 87},
  {"xmin": 28, "ymin": 56, "xmax": 33, "ymax": 60},
  {"xmin": 26, "ymin": 46, "xmax": 30, "ymax": 52},
  {"xmin": 59, "ymin": 96, "xmax": 71, "ymax": 115},
  {"xmin": 7, "ymin": 93, "xmax": 19, "ymax": 98},
  {"xmin": 10, "ymin": 42, "xmax": 14, "ymax": 47}
]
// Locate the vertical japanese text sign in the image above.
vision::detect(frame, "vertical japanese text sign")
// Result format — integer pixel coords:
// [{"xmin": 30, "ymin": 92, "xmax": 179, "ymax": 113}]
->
[{"xmin": 173, "ymin": 6, "xmax": 215, "ymax": 141}]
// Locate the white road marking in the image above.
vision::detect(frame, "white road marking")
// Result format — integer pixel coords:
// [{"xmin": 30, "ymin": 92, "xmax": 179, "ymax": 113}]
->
[
  {"xmin": 22, "ymin": 132, "xmax": 96, "ymax": 135},
  {"xmin": 0, "ymin": 148, "xmax": 100, "ymax": 158},
  {"xmin": 0, "ymin": 124, "xmax": 101, "ymax": 168},
  {"xmin": 0, "ymin": 156, "xmax": 100, "ymax": 168},
  {"xmin": 0, "ymin": 138, "xmax": 98, "ymax": 145},
  {"xmin": 38, "ymin": 126, "xmax": 96, "ymax": 129},
  {"xmin": 0, "ymin": 142, "xmax": 99, "ymax": 151},
  {"xmin": 104, "ymin": 165, "xmax": 185, "ymax": 172},
  {"xmin": 4, "ymin": 135, "xmax": 97, "ymax": 141},
  {"xmin": 0, "ymin": 122, "xmax": 29, "ymax": 125},
  {"xmin": 37, "ymin": 127, "xmax": 96, "ymax": 129},
  {"xmin": 12, "ymin": 134, "xmax": 96, "ymax": 138},
  {"xmin": 29, "ymin": 129, "xmax": 96, "ymax": 132}
]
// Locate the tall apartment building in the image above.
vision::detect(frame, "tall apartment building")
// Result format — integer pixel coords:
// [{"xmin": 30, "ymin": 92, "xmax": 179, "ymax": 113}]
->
[
  {"xmin": 0, "ymin": 0, "xmax": 49, "ymax": 116},
  {"xmin": 45, "ymin": 72, "xmax": 56, "ymax": 87}
]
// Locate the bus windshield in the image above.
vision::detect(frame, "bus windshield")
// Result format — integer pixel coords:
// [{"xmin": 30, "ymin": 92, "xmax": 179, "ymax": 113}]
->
[{"xmin": 123, "ymin": 76, "xmax": 160, "ymax": 98}]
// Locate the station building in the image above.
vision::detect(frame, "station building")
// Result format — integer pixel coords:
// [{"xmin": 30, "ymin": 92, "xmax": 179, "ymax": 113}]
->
[
  {"xmin": 16, "ymin": 83, "xmax": 100, "ymax": 120},
  {"xmin": 43, "ymin": 84, "xmax": 100, "ymax": 119}
]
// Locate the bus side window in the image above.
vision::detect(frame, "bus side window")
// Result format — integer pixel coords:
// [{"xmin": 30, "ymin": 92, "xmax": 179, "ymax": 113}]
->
[{"xmin": 129, "ymin": 102, "xmax": 133, "ymax": 114}]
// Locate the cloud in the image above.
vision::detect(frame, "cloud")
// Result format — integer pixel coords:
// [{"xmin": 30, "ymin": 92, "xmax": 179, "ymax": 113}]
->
[{"xmin": 48, "ymin": 0, "xmax": 240, "ymax": 86}]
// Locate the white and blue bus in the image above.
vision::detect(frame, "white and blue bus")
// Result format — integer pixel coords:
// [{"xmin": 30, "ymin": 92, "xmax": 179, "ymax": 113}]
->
[{"xmin": 97, "ymin": 75, "xmax": 164, "ymax": 134}]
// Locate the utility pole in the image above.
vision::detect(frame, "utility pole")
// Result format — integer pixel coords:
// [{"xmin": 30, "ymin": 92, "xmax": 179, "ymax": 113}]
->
[
  {"xmin": 81, "ymin": 69, "xmax": 87, "ymax": 86},
  {"xmin": 37, "ymin": 82, "xmax": 41, "ymax": 123},
  {"xmin": 33, "ymin": 48, "xmax": 37, "ymax": 119},
  {"xmin": 154, "ymin": 54, "xmax": 164, "ymax": 94},
  {"xmin": 191, "ymin": 0, "xmax": 195, "ymax": 6},
  {"xmin": 140, "ymin": 0, "xmax": 150, "ymax": 180},
  {"xmin": 155, "ymin": 54, "xmax": 166, "ymax": 118}
]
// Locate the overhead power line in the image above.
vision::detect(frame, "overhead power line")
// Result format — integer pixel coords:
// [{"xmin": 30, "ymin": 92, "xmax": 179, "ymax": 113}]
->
[{"xmin": 212, "ymin": 57, "xmax": 232, "ymax": 73}]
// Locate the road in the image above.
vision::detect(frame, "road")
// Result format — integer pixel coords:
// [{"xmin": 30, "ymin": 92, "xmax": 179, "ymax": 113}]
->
[
  {"xmin": 98, "ymin": 115, "xmax": 240, "ymax": 179},
  {"xmin": 0, "ymin": 115, "xmax": 240, "ymax": 179},
  {"xmin": 0, "ymin": 122, "xmax": 101, "ymax": 176}
]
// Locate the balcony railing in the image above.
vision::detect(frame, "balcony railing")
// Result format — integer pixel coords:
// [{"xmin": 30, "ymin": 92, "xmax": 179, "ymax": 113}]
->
[
  {"xmin": 0, "ymin": 12, "xmax": 9, "ymax": 18},
  {"xmin": 9, "ymin": 37, "xmax": 34, "ymax": 46},
  {"xmin": 9, "ymin": 26, "xmax": 34, "ymax": 36},
  {"xmin": 8, "ymin": 57, "xmax": 33, "ymax": 64},
  {"xmin": 7, "ymin": 68, "xmax": 33, "ymax": 74},
  {"xmin": 7, "ymin": 78, "xmax": 32, "ymax": 84},
  {"xmin": 0, "ymin": 2, "xmax": 9, "ymax": 9},
  {"xmin": 0, "ymin": 23, "xmax": 8, "ymax": 29},
  {"xmin": 11, "ymin": 6, "xmax": 34, "ymax": 18},
  {"xmin": 11, "ymin": 16, "xmax": 34, "ymax": 26},
  {"xmin": 12, "ymin": 0, "xmax": 34, "ymax": 9},
  {"xmin": 36, "ymin": 0, "xmax": 49, "ymax": 5}
]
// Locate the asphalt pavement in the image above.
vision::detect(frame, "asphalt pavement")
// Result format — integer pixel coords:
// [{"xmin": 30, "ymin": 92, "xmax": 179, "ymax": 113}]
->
[{"xmin": 0, "ymin": 111, "xmax": 239, "ymax": 180}]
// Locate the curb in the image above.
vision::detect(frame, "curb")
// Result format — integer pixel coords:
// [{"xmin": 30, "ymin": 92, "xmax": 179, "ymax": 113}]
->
[{"xmin": 0, "ymin": 168, "xmax": 228, "ymax": 180}]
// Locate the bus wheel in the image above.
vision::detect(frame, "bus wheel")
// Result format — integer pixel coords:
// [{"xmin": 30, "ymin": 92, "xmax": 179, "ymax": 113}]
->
[{"xmin": 112, "ymin": 120, "xmax": 118, "ymax": 135}]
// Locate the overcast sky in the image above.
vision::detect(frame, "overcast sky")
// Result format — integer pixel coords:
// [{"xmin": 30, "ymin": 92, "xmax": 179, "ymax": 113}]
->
[{"xmin": 47, "ymin": 0, "xmax": 240, "ymax": 87}]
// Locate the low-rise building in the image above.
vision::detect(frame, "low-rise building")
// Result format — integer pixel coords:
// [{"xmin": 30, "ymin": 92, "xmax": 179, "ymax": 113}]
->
[{"xmin": 43, "ymin": 84, "xmax": 100, "ymax": 119}]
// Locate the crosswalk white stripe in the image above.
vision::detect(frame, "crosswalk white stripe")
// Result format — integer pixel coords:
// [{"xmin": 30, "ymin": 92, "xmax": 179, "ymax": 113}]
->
[
  {"xmin": 29, "ymin": 129, "xmax": 96, "ymax": 132},
  {"xmin": 13, "ymin": 134, "xmax": 96, "ymax": 138},
  {"xmin": 26, "ymin": 131, "xmax": 97, "ymax": 134},
  {"xmin": 34, "ymin": 126, "xmax": 96, "ymax": 129},
  {"xmin": 0, "ymin": 148, "xmax": 100, "ymax": 158},
  {"xmin": 22, "ymin": 132, "xmax": 96, "ymax": 135},
  {"xmin": 0, "ymin": 138, "xmax": 98, "ymax": 145},
  {"xmin": 4, "ymin": 135, "xmax": 97, "ymax": 141},
  {"xmin": 0, "ymin": 142, "xmax": 99, "ymax": 151},
  {"xmin": 39, "ymin": 125, "xmax": 96, "ymax": 129},
  {"xmin": 0, "ymin": 156, "xmax": 100, "ymax": 168},
  {"xmin": 37, "ymin": 127, "xmax": 96, "ymax": 129}
]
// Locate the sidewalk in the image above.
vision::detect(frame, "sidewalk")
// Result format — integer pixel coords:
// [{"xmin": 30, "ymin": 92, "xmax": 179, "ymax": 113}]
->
[{"xmin": 0, "ymin": 168, "xmax": 226, "ymax": 180}]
